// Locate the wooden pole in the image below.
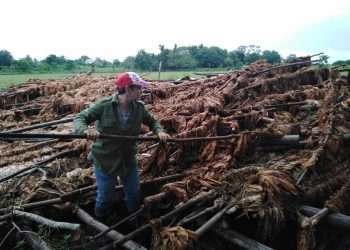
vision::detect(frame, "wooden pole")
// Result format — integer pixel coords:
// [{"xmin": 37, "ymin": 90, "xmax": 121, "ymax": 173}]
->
[
  {"xmin": 158, "ymin": 61, "xmax": 162, "ymax": 81},
  {"xmin": 0, "ymin": 131, "xmax": 317, "ymax": 146},
  {"xmin": 0, "ymin": 225, "xmax": 15, "ymax": 249},
  {"xmin": 252, "ymin": 59, "xmax": 320, "ymax": 76},
  {"xmin": 92, "ymin": 206, "xmax": 144, "ymax": 240},
  {"xmin": 0, "ymin": 149, "xmax": 78, "ymax": 184},
  {"xmin": 301, "ymin": 207, "xmax": 330, "ymax": 228},
  {"xmin": 264, "ymin": 101, "xmax": 309, "ymax": 109},
  {"xmin": 258, "ymin": 135, "xmax": 300, "ymax": 146},
  {"xmin": 12, "ymin": 210, "xmax": 80, "ymax": 231},
  {"xmin": 74, "ymin": 207, "xmax": 146, "ymax": 250},
  {"xmin": 0, "ymin": 132, "xmax": 240, "ymax": 142},
  {"xmin": 213, "ymin": 227, "xmax": 274, "ymax": 250},
  {"xmin": 177, "ymin": 204, "xmax": 218, "ymax": 226},
  {"xmin": 194, "ymin": 203, "xmax": 232, "ymax": 237},
  {"xmin": 143, "ymin": 192, "xmax": 168, "ymax": 205},
  {"xmin": 300, "ymin": 205, "xmax": 350, "ymax": 231},
  {"xmin": 7, "ymin": 117, "xmax": 74, "ymax": 133},
  {"xmin": 3, "ymin": 139, "xmax": 59, "ymax": 157},
  {"xmin": 12, "ymin": 222, "xmax": 53, "ymax": 250}
]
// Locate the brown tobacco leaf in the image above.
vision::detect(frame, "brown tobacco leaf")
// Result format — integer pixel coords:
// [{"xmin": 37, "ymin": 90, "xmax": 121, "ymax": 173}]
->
[
  {"xmin": 151, "ymin": 225, "xmax": 196, "ymax": 250},
  {"xmin": 141, "ymin": 145, "xmax": 169, "ymax": 176},
  {"xmin": 198, "ymin": 142, "xmax": 217, "ymax": 162},
  {"xmin": 235, "ymin": 169, "xmax": 299, "ymax": 241},
  {"xmin": 232, "ymin": 133, "xmax": 256, "ymax": 158},
  {"xmin": 162, "ymin": 182, "xmax": 188, "ymax": 202}
]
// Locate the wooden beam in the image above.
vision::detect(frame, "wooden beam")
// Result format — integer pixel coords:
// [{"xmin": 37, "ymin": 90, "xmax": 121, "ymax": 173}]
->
[
  {"xmin": 7, "ymin": 117, "xmax": 74, "ymax": 133},
  {"xmin": 300, "ymin": 205, "xmax": 350, "ymax": 231},
  {"xmin": 75, "ymin": 207, "xmax": 146, "ymax": 250},
  {"xmin": 213, "ymin": 227, "xmax": 274, "ymax": 250}
]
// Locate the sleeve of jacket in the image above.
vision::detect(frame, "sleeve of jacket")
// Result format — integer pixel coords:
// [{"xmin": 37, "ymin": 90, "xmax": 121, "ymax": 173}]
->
[
  {"xmin": 142, "ymin": 104, "xmax": 164, "ymax": 135},
  {"xmin": 74, "ymin": 100, "xmax": 105, "ymax": 135}
]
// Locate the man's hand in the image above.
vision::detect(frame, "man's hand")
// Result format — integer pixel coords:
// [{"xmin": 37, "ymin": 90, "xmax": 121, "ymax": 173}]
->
[
  {"xmin": 84, "ymin": 128, "xmax": 100, "ymax": 140},
  {"xmin": 157, "ymin": 131, "xmax": 170, "ymax": 143}
]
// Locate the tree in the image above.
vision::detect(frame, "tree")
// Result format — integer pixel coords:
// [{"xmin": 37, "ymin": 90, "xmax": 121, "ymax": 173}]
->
[
  {"xmin": 44, "ymin": 54, "xmax": 66, "ymax": 65},
  {"xmin": 113, "ymin": 59, "xmax": 120, "ymax": 67},
  {"xmin": 285, "ymin": 54, "xmax": 297, "ymax": 62},
  {"xmin": 207, "ymin": 47, "xmax": 227, "ymax": 67},
  {"xmin": 167, "ymin": 47, "xmax": 197, "ymax": 70},
  {"xmin": 225, "ymin": 51, "xmax": 242, "ymax": 68},
  {"xmin": 93, "ymin": 58, "xmax": 112, "ymax": 67},
  {"xmin": 14, "ymin": 55, "xmax": 36, "ymax": 72},
  {"xmin": 121, "ymin": 56, "xmax": 136, "ymax": 70},
  {"xmin": 245, "ymin": 52, "xmax": 261, "ymax": 64},
  {"xmin": 262, "ymin": 50, "xmax": 281, "ymax": 64},
  {"xmin": 76, "ymin": 55, "xmax": 91, "ymax": 65},
  {"xmin": 235, "ymin": 45, "xmax": 262, "ymax": 65},
  {"xmin": 235, "ymin": 46, "xmax": 247, "ymax": 63},
  {"xmin": 64, "ymin": 60, "xmax": 76, "ymax": 70},
  {"xmin": 319, "ymin": 55, "xmax": 329, "ymax": 64},
  {"xmin": 246, "ymin": 45, "xmax": 261, "ymax": 55},
  {"xmin": 93, "ymin": 57, "xmax": 102, "ymax": 67},
  {"xmin": 158, "ymin": 45, "xmax": 171, "ymax": 69},
  {"xmin": 0, "ymin": 50, "xmax": 14, "ymax": 66},
  {"xmin": 189, "ymin": 46, "xmax": 226, "ymax": 68},
  {"xmin": 332, "ymin": 60, "xmax": 346, "ymax": 66},
  {"xmin": 38, "ymin": 62, "xmax": 51, "ymax": 72},
  {"xmin": 134, "ymin": 49, "xmax": 157, "ymax": 70},
  {"xmin": 14, "ymin": 59, "xmax": 31, "ymax": 72}
]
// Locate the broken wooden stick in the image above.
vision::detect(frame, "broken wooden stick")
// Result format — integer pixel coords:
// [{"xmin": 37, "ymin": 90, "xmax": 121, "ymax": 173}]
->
[
  {"xmin": 3, "ymin": 139, "xmax": 59, "ymax": 157},
  {"xmin": 261, "ymin": 134, "xmax": 300, "ymax": 145},
  {"xmin": 143, "ymin": 192, "xmax": 169, "ymax": 206},
  {"xmin": 92, "ymin": 206, "xmax": 144, "ymax": 240},
  {"xmin": 264, "ymin": 101, "xmax": 309, "ymax": 109},
  {"xmin": 177, "ymin": 204, "xmax": 218, "ymax": 226},
  {"xmin": 0, "ymin": 149, "xmax": 79, "ymax": 184},
  {"xmin": 301, "ymin": 207, "xmax": 330, "ymax": 229},
  {"xmin": 213, "ymin": 227, "xmax": 274, "ymax": 250},
  {"xmin": 195, "ymin": 202, "xmax": 233, "ymax": 237},
  {"xmin": 74, "ymin": 206, "xmax": 146, "ymax": 250},
  {"xmin": 12, "ymin": 221, "xmax": 53, "ymax": 250},
  {"xmin": 7, "ymin": 117, "xmax": 74, "ymax": 133},
  {"xmin": 300, "ymin": 205, "xmax": 350, "ymax": 231},
  {"xmin": 11, "ymin": 210, "xmax": 80, "ymax": 231},
  {"xmin": 0, "ymin": 225, "xmax": 15, "ymax": 249}
]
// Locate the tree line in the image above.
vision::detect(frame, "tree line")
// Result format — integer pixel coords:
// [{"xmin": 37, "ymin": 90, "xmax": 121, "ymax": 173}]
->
[{"xmin": 0, "ymin": 44, "xmax": 343, "ymax": 73}]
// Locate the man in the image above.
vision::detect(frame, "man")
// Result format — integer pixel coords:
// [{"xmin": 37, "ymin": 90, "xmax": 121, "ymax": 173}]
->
[{"xmin": 74, "ymin": 72, "xmax": 169, "ymax": 220}]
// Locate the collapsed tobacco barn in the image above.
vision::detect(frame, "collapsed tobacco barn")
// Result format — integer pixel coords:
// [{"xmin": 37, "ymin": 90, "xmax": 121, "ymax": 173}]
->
[{"xmin": 1, "ymin": 58, "xmax": 350, "ymax": 250}]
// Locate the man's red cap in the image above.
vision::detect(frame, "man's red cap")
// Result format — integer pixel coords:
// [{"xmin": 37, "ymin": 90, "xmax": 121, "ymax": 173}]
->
[{"xmin": 115, "ymin": 72, "xmax": 148, "ymax": 89}]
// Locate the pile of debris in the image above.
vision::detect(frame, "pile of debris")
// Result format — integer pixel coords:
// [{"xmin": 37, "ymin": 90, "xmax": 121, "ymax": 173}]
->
[{"xmin": 0, "ymin": 58, "xmax": 350, "ymax": 250}]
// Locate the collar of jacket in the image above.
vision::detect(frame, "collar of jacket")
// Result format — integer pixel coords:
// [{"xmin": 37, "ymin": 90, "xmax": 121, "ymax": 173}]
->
[
  {"xmin": 111, "ymin": 93, "xmax": 136, "ymax": 112},
  {"xmin": 112, "ymin": 93, "xmax": 119, "ymax": 104}
]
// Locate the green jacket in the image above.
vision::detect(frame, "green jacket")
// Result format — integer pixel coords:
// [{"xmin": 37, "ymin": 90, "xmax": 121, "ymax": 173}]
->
[{"xmin": 74, "ymin": 94, "xmax": 163, "ymax": 176}]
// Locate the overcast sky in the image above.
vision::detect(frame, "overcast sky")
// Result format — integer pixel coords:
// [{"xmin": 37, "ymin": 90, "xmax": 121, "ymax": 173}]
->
[{"xmin": 1, "ymin": 0, "xmax": 349, "ymax": 62}]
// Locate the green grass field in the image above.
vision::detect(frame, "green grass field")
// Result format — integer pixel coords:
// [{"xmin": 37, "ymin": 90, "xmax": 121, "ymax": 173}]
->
[
  {"xmin": 0, "ymin": 73, "xmax": 77, "ymax": 89},
  {"xmin": 0, "ymin": 69, "xmax": 228, "ymax": 90}
]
